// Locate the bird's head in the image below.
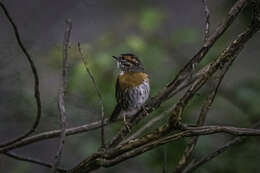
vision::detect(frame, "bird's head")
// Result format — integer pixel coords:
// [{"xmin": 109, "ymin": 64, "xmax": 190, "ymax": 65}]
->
[{"xmin": 113, "ymin": 53, "xmax": 144, "ymax": 73}]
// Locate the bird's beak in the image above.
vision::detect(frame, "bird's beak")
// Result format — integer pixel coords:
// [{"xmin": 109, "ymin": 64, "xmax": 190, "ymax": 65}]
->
[{"xmin": 112, "ymin": 56, "xmax": 119, "ymax": 61}]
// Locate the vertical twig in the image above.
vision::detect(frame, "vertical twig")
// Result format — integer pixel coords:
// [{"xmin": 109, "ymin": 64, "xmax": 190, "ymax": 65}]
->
[
  {"xmin": 184, "ymin": 121, "xmax": 260, "ymax": 173},
  {"xmin": 173, "ymin": 70, "xmax": 224, "ymax": 173},
  {"xmin": 183, "ymin": 3, "xmax": 260, "ymax": 172},
  {"xmin": 0, "ymin": 1, "xmax": 42, "ymax": 148},
  {"xmin": 202, "ymin": 0, "xmax": 210, "ymax": 42},
  {"xmin": 107, "ymin": 0, "xmax": 247, "ymax": 149},
  {"xmin": 51, "ymin": 19, "xmax": 72, "ymax": 173},
  {"xmin": 173, "ymin": 2, "xmax": 209, "ymax": 171},
  {"xmin": 77, "ymin": 42, "xmax": 105, "ymax": 147}
]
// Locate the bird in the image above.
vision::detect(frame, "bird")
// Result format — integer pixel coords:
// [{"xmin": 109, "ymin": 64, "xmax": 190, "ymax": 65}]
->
[{"xmin": 109, "ymin": 53, "xmax": 150, "ymax": 130}]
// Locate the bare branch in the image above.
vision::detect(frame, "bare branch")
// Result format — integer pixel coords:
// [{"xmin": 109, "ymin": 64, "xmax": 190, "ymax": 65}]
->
[
  {"xmin": 51, "ymin": 19, "xmax": 72, "ymax": 173},
  {"xmin": 0, "ymin": 1, "xmax": 42, "ymax": 148},
  {"xmin": 77, "ymin": 42, "xmax": 105, "ymax": 147},
  {"xmin": 4, "ymin": 152, "xmax": 66, "ymax": 173},
  {"xmin": 173, "ymin": 50, "xmax": 235, "ymax": 173},
  {"xmin": 182, "ymin": 3, "xmax": 260, "ymax": 172},
  {"xmin": 69, "ymin": 125, "xmax": 260, "ymax": 173},
  {"xmin": 107, "ymin": 0, "xmax": 249, "ymax": 148},
  {"xmin": 119, "ymin": 108, "xmax": 171, "ymax": 146},
  {"xmin": 69, "ymin": 3, "xmax": 260, "ymax": 171},
  {"xmin": 202, "ymin": 0, "xmax": 210, "ymax": 42},
  {"xmin": 183, "ymin": 122, "xmax": 260, "ymax": 173},
  {"xmin": 0, "ymin": 119, "xmax": 110, "ymax": 153}
]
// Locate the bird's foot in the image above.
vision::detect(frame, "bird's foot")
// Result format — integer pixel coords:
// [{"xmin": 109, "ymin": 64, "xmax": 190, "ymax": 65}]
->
[
  {"xmin": 142, "ymin": 106, "xmax": 149, "ymax": 116},
  {"xmin": 123, "ymin": 114, "xmax": 131, "ymax": 132}
]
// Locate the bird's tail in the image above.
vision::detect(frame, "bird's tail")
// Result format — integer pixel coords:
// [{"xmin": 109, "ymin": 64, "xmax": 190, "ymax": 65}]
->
[{"xmin": 109, "ymin": 104, "xmax": 121, "ymax": 122}]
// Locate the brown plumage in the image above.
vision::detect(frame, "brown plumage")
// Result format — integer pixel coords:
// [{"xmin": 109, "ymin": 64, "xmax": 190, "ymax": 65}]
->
[
  {"xmin": 118, "ymin": 72, "xmax": 149, "ymax": 89},
  {"xmin": 110, "ymin": 54, "xmax": 150, "ymax": 125}
]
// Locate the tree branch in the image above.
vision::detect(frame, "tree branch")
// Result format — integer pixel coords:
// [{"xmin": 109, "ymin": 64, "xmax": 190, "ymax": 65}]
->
[
  {"xmin": 107, "ymin": 0, "xmax": 249, "ymax": 148},
  {"xmin": 69, "ymin": 125, "xmax": 260, "ymax": 173},
  {"xmin": 0, "ymin": 0, "xmax": 42, "ymax": 148},
  {"xmin": 77, "ymin": 42, "xmax": 105, "ymax": 147},
  {"xmin": 0, "ymin": 119, "xmax": 109, "ymax": 153},
  {"xmin": 51, "ymin": 19, "xmax": 72, "ymax": 173},
  {"xmin": 173, "ymin": 65, "xmax": 228, "ymax": 173},
  {"xmin": 183, "ymin": 122, "xmax": 260, "ymax": 173},
  {"xmin": 69, "ymin": 2, "xmax": 260, "ymax": 171},
  {"xmin": 182, "ymin": 3, "xmax": 260, "ymax": 172},
  {"xmin": 202, "ymin": 0, "xmax": 210, "ymax": 42}
]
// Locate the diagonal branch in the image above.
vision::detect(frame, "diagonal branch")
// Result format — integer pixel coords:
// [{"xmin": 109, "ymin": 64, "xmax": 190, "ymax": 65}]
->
[
  {"xmin": 77, "ymin": 42, "xmax": 105, "ymax": 147},
  {"xmin": 69, "ymin": 5, "xmax": 260, "ymax": 171},
  {"xmin": 69, "ymin": 125, "xmax": 260, "ymax": 173},
  {"xmin": 182, "ymin": 3, "xmax": 260, "ymax": 172},
  {"xmin": 107, "ymin": 0, "xmax": 249, "ymax": 148},
  {"xmin": 51, "ymin": 19, "xmax": 72, "ymax": 173},
  {"xmin": 0, "ymin": 1, "xmax": 42, "ymax": 148},
  {"xmin": 173, "ymin": 1, "xmax": 212, "ymax": 171},
  {"xmin": 183, "ymin": 122, "xmax": 260, "ymax": 173},
  {"xmin": 173, "ymin": 65, "xmax": 229, "ymax": 173}
]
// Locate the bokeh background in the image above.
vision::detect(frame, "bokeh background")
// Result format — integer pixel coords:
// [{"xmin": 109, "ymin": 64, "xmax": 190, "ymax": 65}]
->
[{"xmin": 1, "ymin": 0, "xmax": 260, "ymax": 173}]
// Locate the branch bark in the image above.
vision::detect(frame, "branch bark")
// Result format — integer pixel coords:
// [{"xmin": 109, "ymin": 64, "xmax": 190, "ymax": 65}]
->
[
  {"xmin": 0, "ymin": 0, "xmax": 42, "ymax": 148},
  {"xmin": 69, "ymin": 2, "xmax": 260, "ymax": 171},
  {"xmin": 107, "ymin": 0, "xmax": 249, "ymax": 148},
  {"xmin": 77, "ymin": 42, "xmax": 105, "ymax": 147},
  {"xmin": 0, "ymin": 119, "xmax": 109, "ymax": 153},
  {"xmin": 183, "ymin": 122, "xmax": 260, "ymax": 173},
  {"xmin": 51, "ymin": 19, "xmax": 72, "ymax": 173}
]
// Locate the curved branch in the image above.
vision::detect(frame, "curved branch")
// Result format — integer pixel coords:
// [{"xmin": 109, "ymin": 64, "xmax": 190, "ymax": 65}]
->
[{"xmin": 0, "ymin": 1, "xmax": 42, "ymax": 147}]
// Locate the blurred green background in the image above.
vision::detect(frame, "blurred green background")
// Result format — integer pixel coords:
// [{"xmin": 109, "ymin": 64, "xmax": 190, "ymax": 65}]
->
[{"xmin": 0, "ymin": 0, "xmax": 260, "ymax": 173}]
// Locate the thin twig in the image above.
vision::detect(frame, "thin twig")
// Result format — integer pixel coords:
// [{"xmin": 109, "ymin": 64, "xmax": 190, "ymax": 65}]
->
[
  {"xmin": 119, "ymin": 108, "xmax": 171, "ymax": 146},
  {"xmin": 107, "ymin": 0, "xmax": 249, "ymax": 148},
  {"xmin": 183, "ymin": 3, "xmax": 260, "ymax": 172},
  {"xmin": 51, "ymin": 19, "xmax": 72, "ymax": 173},
  {"xmin": 0, "ymin": 119, "xmax": 110, "ymax": 153},
  {"xmin": 77, "ymin": 42, "xmax": 105, "ymax": 147},
  {"xmin": 4, "ymin": 152, "xmax": 66, "ymax": 173},
  {"xmin": 68, "ymin": 6, "xmax": 260, "ymax": 172},
  {"xmin": 202, "ymin": 0, "xmax": 210, "ymax": 42},
  {"xmin": 173, "ymin": 56, "xmax": 234, "ymax": 173},
  {"xmin": 69, "ymin": 125, "xmax": 260, "ymax": 173},
  {"xmin": 0, "ymin": 1, "xmax": 42, "ymax": 148},
  {"xmin": 183, "ymin": 122, "xmax": 260, "ymax": 173},
  {"xmin": 0, "ymin": 69, "xmax": 200, "ymax": 153}
]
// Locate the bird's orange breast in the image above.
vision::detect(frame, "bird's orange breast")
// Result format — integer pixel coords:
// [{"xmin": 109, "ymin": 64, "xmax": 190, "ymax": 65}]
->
[{"xmin": 118, "ymin": 72, "xmax": 149, "ymax": 89}]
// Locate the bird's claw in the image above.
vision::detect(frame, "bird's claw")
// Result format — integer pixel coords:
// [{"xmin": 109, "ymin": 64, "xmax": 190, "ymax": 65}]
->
[{"xmin": 123, "ymin": 114, "xmax": 131, "ymax": 132}]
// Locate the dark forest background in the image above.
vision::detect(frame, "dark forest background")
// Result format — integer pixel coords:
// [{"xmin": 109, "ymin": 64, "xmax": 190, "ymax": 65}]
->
[{"xmin": 0, "ymin": 0, "xmax": 260, "ymax": 173}]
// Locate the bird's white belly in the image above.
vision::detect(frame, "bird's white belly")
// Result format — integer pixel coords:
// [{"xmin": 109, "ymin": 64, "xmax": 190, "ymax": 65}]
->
[{"xmin": 124, "ymin": 80, "xmax": 150, "ymax": 117}]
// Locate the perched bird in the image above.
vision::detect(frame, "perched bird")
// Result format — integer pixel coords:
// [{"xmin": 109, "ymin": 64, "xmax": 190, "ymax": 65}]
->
[{"xmin": 110, "ymin": 53, "xmax": 150, "ymax": 129}]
